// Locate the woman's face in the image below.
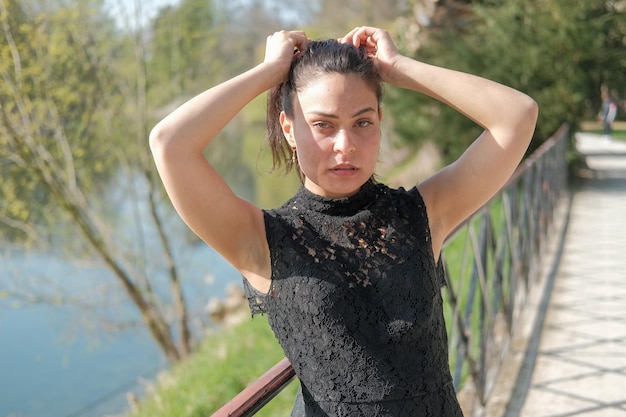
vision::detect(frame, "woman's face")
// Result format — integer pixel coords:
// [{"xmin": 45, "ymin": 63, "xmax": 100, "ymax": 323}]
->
[{"xmin": 281, "ymin": 73, "xmax": 382, "ymax": 198}]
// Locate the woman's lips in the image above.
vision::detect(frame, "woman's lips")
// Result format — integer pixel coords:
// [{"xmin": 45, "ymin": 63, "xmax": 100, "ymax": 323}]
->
[{"xmin": 330, "ymin": 164, "xmax": 358, "ymax": 176}]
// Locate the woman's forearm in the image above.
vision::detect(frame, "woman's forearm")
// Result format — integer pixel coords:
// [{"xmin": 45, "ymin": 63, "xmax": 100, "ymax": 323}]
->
[
  {"xmin": 389, "ymin": 56, "xmax": 537, "ymax": 138},
  {"xmin": 149, "ymin": 62, "xmax": 281, "ymax": 155}
]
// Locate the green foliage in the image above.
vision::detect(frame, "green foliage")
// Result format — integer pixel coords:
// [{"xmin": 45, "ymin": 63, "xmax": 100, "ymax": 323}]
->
[
  {"xmin": 0, "ymin": 0, "xmax": 298, "ymax": 363},
  {"xmin": 388, "ymin": 0, "xmax": 626, "ymax": 161},
  {"xmin": 465, "ymin": 0, "xmax": 624, "ymax": 147},
  {"xmin": 130, "ymin": 316, "xmax": 298, "ymax": 417},
  {"xmin": 0, "ymin": 0, "xmax": 124, "ymax": 243},
  {"xmin": 148, "ymin": 0, "xmax": 224, "ymax": 107},
  {"xmin": 311, "ymin": 0, "xmax": 409, "ymax": 35}
]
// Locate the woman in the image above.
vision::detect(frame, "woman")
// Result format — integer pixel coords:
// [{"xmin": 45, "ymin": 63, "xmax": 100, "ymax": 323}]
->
[
  {"xmin": 150, "ymin": 27, "xmax": 537, "ymax": 416},
  {"xmin": 599, "ymin": 90, "xmax": 617, "ymax": 138}
]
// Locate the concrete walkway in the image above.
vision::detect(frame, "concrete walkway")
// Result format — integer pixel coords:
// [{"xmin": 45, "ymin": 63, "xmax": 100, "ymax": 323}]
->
[{"xmin": 516, "ymin": 133, "xmax": 626, "ymax": 417}]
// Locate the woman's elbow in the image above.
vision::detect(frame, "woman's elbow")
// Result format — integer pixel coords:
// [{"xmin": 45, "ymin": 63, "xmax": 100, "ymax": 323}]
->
[
  {"xmin": 148, "ymin": 122, "xmax": 171, "ymax": 157},
  {"xmin": 523, "ymin": 94, "xmax": 539, "ymax": 121},
  {"xmin": 518, "ymin": 95, "xmax": 539, "ymax": 140}
]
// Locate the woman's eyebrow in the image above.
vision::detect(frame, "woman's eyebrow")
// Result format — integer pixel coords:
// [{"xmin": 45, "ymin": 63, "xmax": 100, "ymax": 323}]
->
[{"xmin": 306, "ymin": 107, "xmax": 378, "ymax": 118}]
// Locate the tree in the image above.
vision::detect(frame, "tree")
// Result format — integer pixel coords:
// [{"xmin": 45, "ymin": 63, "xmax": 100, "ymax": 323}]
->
[
  {"xmin": 309, "ymin": 0, "xmax": 410, "ymax": 35},
  {"xmin": 147, "ymin": 0, "xmax": 224, "ymax": 106},
  {"xmin": 388, "ymin": 0, "xmax": 626, "ymax": 161},
  {"xmin": 0, "ymin": 0, "xmax": 194, "ymax": 363},
  {"xmin": 1, "ymin": 0, "xmax": 303, "ymax": 366}
]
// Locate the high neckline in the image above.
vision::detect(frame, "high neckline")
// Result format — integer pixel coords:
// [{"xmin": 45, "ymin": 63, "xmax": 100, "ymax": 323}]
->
[{"xmin": 292, "ymin": 181, "xmax": 382, "ymax": 216}]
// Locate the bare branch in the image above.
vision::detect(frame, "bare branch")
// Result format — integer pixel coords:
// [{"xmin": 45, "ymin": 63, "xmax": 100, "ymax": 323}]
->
[
  {"xmin": 0, "ymin": 214, "xmax": 49, "ymax": 249},
  {"xmin": 0, "ymin": 0, "xmax": 22, "ymax": 89}
]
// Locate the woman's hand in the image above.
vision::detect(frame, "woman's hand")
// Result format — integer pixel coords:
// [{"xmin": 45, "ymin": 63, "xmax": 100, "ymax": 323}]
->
[
  {"xmin": 339, "ymin": 26, "xmax": 403, "ymax": 84},
  {"xmin": 264, "ymin": 30, "xmax": 310, "ymax": 82}
]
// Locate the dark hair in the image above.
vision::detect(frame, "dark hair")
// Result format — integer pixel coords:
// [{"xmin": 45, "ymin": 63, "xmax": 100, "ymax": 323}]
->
[{"xmin": 267, "ymin": 39, "xmax": 383, "ymax": 176}]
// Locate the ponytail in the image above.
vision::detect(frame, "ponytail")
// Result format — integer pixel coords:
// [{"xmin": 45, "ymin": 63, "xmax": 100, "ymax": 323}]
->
[{"xmin": 266, "ymin": 82, "xmax": 294, "ymax": 174}]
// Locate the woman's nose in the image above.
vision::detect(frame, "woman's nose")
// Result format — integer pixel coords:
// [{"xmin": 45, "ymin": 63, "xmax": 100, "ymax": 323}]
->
[{"xmin": 333, "ymin": 130, "xmax": 356, "ymax": 154}]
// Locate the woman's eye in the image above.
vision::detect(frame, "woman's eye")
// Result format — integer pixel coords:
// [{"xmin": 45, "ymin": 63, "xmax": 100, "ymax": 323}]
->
[
  {"xmin": 313, "ymin": 121, "xmax": 331, "ymax": 129},
  {"xmin": 356, "ymin": 120, "xmax": 373, "ymax": 128}
]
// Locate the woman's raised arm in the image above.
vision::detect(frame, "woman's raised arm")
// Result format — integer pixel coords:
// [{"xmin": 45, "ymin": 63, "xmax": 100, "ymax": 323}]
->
[
  {"xmin": 342, "ymin": 27, "xmax": 538, "ymax": 260},
  {"xmin": 149, "ymin": 31, "xmax": 308, "ymax": 287}
]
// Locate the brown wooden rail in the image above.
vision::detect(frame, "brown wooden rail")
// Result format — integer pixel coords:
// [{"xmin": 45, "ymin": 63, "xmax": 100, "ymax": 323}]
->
[{"xmin": 211, "ymin": 357, "xmax": 296, "ymax": 417}]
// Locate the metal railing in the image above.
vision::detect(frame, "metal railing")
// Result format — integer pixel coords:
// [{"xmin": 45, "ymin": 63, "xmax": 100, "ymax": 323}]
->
[
  {"xmin": 440, "ymin": 123, "xmax": 569, "ymax": 411},
  {"xmin": 211, "ymin": 124, "xmax": 571, "ymax": 416}
]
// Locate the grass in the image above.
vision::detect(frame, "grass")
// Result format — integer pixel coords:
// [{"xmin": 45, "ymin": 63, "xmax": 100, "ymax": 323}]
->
[
  {"xmin": 581, "ymin": 128, "xmax": 626, "ymax": 141},
  {"xmin": 440, "ymin": 193, "xmax": 520, "ymax": 387},
  {"xmin": 579, "ymin": 120, "xmax": 626, "ymax": 141},
  {"xmin": 129, "ymin": 316, "xmax": 298, "ymax": 417}
]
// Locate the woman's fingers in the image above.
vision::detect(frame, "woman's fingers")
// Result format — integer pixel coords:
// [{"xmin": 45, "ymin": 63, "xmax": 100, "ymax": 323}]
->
[
  {"xmin": 341, "ymin": 27, "xmax": 399, "ymax": 63},
  {"xmin": 264, "ymin": 30, "xmax": 310, "ymax": 65},
  {"xmin": 340, "ymin": 26, "xmax": 381, "ymax": 48}
]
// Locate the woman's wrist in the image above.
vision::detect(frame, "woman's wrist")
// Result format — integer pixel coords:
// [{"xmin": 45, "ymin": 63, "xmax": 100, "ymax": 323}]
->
[
  {"xmin": 254, "ymin": 60, "xmax": 291, "ymax": 89},
  {"xmin": 382, "ymin": 56, "xmax": 429, "ymax": 91}
]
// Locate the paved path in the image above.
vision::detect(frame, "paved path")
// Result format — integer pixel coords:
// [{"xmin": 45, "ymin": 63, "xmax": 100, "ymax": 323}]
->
[{"xmin": 517, "ymin": 133, "xmax": 626, "ymax": 417}]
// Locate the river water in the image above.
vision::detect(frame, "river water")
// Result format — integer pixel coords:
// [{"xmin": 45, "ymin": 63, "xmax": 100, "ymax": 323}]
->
[
  {"xmin": 0, "ymin": 244, "xmax": 242, "ymax": 417},
  {"xmin": 0, "ymin": 134, "xmax": 301, "ymax": 417}
]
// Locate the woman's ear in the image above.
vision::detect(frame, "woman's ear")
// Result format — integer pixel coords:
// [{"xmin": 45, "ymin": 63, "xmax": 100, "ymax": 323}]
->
[{"xmin": 280, "ymin": 111, "xmax": 296, "ymax": 148}]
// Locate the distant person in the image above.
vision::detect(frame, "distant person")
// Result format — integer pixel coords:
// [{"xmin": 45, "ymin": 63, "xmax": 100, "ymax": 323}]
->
[
  {"xmin": 149, "ymin": 26, "xmax": 537, "ymax": 416},
  {"xmin": 599, "ymin": 90, "xmax": 618, "ymax": 139}
]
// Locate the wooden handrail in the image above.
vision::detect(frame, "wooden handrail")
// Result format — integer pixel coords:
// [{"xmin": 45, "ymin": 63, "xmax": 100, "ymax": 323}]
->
[{"xmin": 211, "ymin": 357, "xmax": 296, "ymax": 417}]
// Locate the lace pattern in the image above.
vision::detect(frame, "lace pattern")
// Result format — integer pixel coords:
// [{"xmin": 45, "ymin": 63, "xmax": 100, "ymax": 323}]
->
[{"xmin": 243, "ymin": 182, "xmax": 463, "ymax": 416}]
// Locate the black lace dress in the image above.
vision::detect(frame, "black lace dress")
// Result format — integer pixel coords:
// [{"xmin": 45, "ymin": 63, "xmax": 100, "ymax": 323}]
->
[{"xmin": 243, "ymin": 181, "xmax": 464, "ymax": 416}]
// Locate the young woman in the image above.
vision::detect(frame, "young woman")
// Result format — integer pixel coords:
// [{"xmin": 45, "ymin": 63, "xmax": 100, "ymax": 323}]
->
[{"xmin": 150, "ymin": 26, "xmax": 537, "ymax": 416}]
